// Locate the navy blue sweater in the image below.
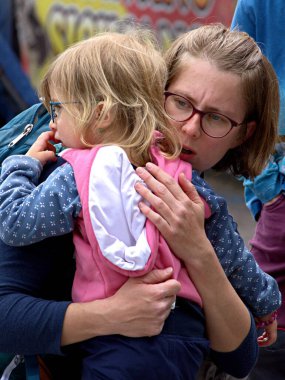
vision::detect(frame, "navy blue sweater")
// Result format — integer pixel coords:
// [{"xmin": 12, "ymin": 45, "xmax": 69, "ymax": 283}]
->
[
  {"xmin": 0, "ymin": 159, "xmax": 258, "ymax": 377},
  {"xmin": 0, "ymin": 158, "xmax": 75, "ymax": 355}
]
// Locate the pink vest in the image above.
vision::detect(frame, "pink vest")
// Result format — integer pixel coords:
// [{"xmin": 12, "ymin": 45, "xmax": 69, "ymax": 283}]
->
[{"xmin": 62, "ymin": 144, "xmax": 209, "ymax": 307}]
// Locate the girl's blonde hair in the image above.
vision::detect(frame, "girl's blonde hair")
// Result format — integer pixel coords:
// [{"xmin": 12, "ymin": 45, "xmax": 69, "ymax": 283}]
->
[
  {"xmin": 165, "ymin": 23, "xmax": 280, "ymax": 178},
  {"xmin": 40, "ymin": 29, "xmax": 181, "ymax": 167}
]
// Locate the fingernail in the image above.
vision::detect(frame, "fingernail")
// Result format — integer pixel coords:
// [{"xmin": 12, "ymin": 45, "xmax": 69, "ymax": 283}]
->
[{"xmin": 134, "ymin": 180, "xmax": 142, "ymax": 187}]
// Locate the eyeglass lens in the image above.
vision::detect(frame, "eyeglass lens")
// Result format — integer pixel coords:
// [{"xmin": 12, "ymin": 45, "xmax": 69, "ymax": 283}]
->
[
  {"xmin": 164, "ymin": 94, "xmax": 233, "ymax": 138},
  {"xmin": 50, "ymin": 102, "xmax": 61, "ymax": 123}
]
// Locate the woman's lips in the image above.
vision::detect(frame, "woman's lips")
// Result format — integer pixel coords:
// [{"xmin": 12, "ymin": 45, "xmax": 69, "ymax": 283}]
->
[
  {"xmin": 180, "ymin": 147, "xmax": 195, "ymax": 162},
  {"xmin": 181, "ymin": 147, "xmax": 193, "ymax": 154}
]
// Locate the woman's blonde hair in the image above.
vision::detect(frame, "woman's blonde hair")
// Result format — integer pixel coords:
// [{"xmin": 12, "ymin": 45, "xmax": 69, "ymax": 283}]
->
[
  {"xmin": 165, "ymin": 23, "xmax": 280, "ymax": 178},
  {"xmin": 40, "ymin": 29, "xmax": 181, "ymax": 167}
]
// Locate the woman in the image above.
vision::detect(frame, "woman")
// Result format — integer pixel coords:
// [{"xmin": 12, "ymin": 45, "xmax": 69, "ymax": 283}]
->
[
  {"xmin": 134, "ymin": 23, "xmax": 280, "ymax": 378},
  {"xmin": 0, "ymin": 24, "xmax": 278, "ymax": 378}
]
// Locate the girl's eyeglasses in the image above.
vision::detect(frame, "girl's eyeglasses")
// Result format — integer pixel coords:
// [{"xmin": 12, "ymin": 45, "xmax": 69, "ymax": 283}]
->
[{"xmin": 49, "ymin": 101, "xmax": 80, "ymax": 123}]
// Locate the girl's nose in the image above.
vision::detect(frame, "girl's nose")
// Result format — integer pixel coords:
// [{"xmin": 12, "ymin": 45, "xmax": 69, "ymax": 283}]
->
[
  {"xmin": 180, "ymin": 114, "xmax": 202, "ymax": 138},
  {"xmin": 49, "ymin": 119, "xmax": 56, "ymax": 131}
]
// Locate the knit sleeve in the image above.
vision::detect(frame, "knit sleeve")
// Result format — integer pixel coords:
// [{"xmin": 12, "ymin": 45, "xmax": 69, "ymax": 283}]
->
[
  {"xmin": 0, "ymin": 231, "xmax": 75, "ymax": 355},
  {"xmin": 210, "ymin": 313, "xmax": 258, "ymax": 378},
  {"xmin": 0, "ymin": 158, "xmax": 76, "ymax": 355},
  {"xmin": 0, "ymin": 155, "xmax": 81, "ymax": 246},
  {"xmin": 192, "ymin": 171, "xmax": 281, "ymax": 317}
]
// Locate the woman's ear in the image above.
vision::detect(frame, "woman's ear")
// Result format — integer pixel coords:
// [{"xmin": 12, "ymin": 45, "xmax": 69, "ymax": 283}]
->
[
  {"xmin": 244, "ymin": 120, "xmax": 256, "ymax": 140},
  {"xmin": 230, "ymin": 120, "xmax": 257, "ymax": 149}
]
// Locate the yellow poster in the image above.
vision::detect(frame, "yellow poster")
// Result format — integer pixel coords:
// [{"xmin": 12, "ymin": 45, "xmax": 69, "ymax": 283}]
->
[{"xmin": 15, "ymin": 0, "xmax": 237, "ymax": 88}]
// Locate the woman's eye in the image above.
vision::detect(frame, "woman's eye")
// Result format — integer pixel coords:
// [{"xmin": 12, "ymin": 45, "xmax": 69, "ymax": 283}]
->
[
  {"xmin": 206, "ymin": 113, "xmax": 229, "ymax": 128},
  {"xmin": 174, "ymin": 97, "xmax": 190, "ymax": 110},
  {"xmin": 209, "ymin": 113, "xmax": 221, "ymax": 121}
]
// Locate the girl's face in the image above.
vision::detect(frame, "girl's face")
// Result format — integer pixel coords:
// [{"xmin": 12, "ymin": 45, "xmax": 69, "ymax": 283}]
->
[
  {"xmin": 167, "ymin": 57, "xmax": 248, "ymax": 172},
  {"xmin": 49, "ymin": 91, "xmax": 85, "ymax": 149}
]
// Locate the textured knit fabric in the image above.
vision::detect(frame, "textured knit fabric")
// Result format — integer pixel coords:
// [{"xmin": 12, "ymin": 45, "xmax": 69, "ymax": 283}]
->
[
  {"xmin": 0, "ymin": 152, "xmax": 281, "ymax": 316},
  {"xmin": 231, "ymin": 0, "xmax": 285, "ymax": 135}
]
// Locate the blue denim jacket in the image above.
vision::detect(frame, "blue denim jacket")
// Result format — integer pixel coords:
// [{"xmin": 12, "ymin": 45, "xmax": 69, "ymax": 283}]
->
[{"xmin": 244, "ymin": 143, "xmax": 285, "ymax": 220}]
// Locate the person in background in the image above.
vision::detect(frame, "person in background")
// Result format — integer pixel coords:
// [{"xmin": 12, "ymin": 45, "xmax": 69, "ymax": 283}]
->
[{"xmin": 231, "ymin": 1, "xmax": 285, "ymax": 379}]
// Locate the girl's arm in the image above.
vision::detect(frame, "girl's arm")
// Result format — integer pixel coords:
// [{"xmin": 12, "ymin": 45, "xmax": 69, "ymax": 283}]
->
[
  {"xmin": 135, "ymin": 163, "xmax": 252, "ymax": 352},
  {"xmin": 191, "ymin": 171, "xmax": 281, "ymax": 319},
  {"xmin": 0, "ymin": 155, "xmax": 81, "ymax": 246}
]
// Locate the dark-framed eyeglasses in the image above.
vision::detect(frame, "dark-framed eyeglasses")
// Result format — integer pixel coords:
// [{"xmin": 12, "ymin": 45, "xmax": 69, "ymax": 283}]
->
[
  {"xmin": 49, "ymin": 101, "xmax": 80, "ymax": 123},
  {"xmin": 164, "ymin": 91, "xmax": 245, "ymax": 138}
]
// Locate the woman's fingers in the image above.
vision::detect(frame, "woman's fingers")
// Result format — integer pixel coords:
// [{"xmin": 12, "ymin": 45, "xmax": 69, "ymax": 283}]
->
[
  {"xmin": 137, "ymin": 163, "xmax": 187, "ymax": 202},
  {"xmin": 135, "ymin": 166, "xmax": 176, "ymax": 215},
  {"xmin": 138, "ymin": 199, "xmax": 171, "ymax": 237},
  {"xmin": 178, "ymin": 172, "xmax": 202, "ymax": 204}
]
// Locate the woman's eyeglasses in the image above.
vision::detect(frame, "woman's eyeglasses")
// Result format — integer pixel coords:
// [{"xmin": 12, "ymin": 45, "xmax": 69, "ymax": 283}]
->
[{"xmin": 164, "ymin": 91, "xmax": 245, "ymax": 138}]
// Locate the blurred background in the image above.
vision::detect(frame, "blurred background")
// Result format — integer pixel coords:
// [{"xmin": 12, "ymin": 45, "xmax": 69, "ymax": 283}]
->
[{"xmin": 0, "ymin": 0, "xmax": 255, "ymax": 245}]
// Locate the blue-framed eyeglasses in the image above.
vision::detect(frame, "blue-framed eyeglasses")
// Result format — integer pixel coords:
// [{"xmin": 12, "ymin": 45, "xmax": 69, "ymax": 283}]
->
[
  {"xmin": 49, "ymin": 101, "xmax": 80, "ymax": 123},
  {"xmin": 164, "ymin": 91, "xmax": 245, "ymax": 138}
]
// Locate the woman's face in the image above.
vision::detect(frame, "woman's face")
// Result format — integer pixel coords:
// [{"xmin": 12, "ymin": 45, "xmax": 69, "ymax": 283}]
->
[{"xmin": 167, "ymin": 57, "xmax": 247, "ymax": 172}]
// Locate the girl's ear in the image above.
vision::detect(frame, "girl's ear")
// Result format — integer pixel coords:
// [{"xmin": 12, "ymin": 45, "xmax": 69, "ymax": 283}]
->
[{"xmin": 95, "ymin": 102, "xmax": 113, "ymax": 128}]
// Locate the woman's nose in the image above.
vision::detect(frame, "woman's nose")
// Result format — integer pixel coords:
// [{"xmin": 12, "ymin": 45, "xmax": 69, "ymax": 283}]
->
[{"xmin": 180, "ymin": 114, "xmax": 202, "ymax": 138}]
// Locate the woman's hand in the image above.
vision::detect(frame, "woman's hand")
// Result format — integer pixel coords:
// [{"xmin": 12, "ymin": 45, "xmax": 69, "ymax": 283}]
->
[
  {"xmin": 135, "ymin": 163, "xmax": 252, "ymax": 353},
  {"xmin": 61, "ymin": 268, "xmax": 181, "ymax": 346},
  {"xmin": 135, "ymin": 162, "xmax": 209, "ymax": 264},
  {"xmin": 102, "ymin": 267, "xmax": 181, "ymax": 337}
]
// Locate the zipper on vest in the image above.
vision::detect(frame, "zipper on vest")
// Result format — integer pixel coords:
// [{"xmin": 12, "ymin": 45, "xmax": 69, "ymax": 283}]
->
[{"xmin": 8, "ymin": 124, "xmax": 34, "ymax": 148}]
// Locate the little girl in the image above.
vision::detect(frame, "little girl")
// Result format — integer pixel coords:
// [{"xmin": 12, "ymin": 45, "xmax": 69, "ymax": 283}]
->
[{"xmin": 0, "ymin": 29, "xmax": 279, "ymax": 379}]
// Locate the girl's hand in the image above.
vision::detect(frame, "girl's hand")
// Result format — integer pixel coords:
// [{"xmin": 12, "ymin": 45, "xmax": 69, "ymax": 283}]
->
[
  {"xmin": 26, "ymin": 131, "xmax": 57, "ymax": 166},
  {"xmin": 256, "ymin": 312, "xmax": 278, "ymax": 347},
  {"xmin": 135, "ymin": 162, "xmax": 208, "ymax": 263},
  {"xmin": 257, "ymin": 321, "xmax": 278, "ymax": 346}
]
